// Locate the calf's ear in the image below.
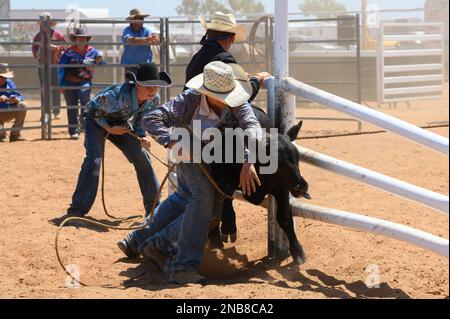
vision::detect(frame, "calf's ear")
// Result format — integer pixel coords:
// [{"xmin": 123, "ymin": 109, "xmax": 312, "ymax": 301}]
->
[{"xmin": 286, "ymin": 121, "xmax": 303, "ymax": 142}]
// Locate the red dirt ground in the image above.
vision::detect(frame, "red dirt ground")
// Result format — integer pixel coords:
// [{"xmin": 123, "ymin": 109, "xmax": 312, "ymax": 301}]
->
[{"xmin": 0, "ymin": 86, "xmax": 448, "ymax": 299}]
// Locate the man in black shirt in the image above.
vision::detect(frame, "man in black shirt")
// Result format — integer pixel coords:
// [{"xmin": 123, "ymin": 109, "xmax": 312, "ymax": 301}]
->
[{"xmin": 185, "ymin": 12, "xmax": 270, "ymax": 99}]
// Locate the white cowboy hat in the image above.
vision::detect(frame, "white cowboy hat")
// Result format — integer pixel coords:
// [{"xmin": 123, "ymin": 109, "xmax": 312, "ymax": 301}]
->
[
  {"xmin": 0, "ymin": 64, "xmax": 14, "ymax": 79},
  {"xmin": 186, "ymin": 61, "xmax": 252, "ymax": 108},
  {"xmin": 199, "ymin": 12, "xmax": 247, "ymax": 42}
]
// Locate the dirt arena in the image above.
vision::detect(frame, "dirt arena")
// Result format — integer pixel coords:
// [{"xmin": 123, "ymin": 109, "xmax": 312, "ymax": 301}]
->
[{"xmin": 0, "ymin": 86, "xmax": 448, "ymax": 299}]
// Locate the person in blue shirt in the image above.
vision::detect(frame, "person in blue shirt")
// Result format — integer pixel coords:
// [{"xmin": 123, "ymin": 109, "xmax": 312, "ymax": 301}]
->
[
  {"xmin": 58, "ymin": 27, "xmax": 105, "ymax": 139},
  {"xmin": 0, "ymin": 64, "xmax": 27, "ymax": 142},
  {"xmin": 58, "ymin": 63, "xmax": 172, "ymax": 225},
  {"xmin": 121, "ymin": 8, "xmax": 159, "ymax": 78}
]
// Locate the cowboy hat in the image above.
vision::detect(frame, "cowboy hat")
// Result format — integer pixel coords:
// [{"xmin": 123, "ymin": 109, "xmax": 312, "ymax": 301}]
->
[
  {"xmin": 0, "ymin": 64, "xmax": 14, "ymax": 79},
  {"xmin": 127, "ymin": 63, "xmax": 172, "ymax": 87},
  {"xmin": 69, "ymin": 27, "xmax": 93, "ymax": 41},
  {"xmin": 199, "ymin": 12, "xmax": 247, "ymax": 42},
  {"xmin": 126, "ymin": 8, "xmax": 150, "ymax": 20},
  {"xmin": 186, "ymin": 61, "xmax": 252, "ymax": 108}
]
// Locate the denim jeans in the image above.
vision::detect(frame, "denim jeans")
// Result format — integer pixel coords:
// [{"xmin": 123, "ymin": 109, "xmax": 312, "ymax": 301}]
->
[
  {"xmin": 67, "ymin": 116, "xmax": 160, "ymax": 216},
  {"xmin": 63, "ymin": 82, "xmax": 91, "ymax": 135},
  {"xmin": 130, "ymin": 162, "xmax": 223, "ymax": 272}
]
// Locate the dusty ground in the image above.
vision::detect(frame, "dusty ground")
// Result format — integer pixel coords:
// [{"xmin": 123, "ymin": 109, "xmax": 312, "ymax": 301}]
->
[{"xmin": 0, "ymin": 86, "xmax": 448, "ymax": 299}]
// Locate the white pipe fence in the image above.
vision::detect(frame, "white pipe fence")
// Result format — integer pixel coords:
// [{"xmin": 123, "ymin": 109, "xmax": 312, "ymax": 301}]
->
[
  {"xmin": 282, "ymin": 77, "xmax": 449, "ymax": 156},
  {"xmin": 264, "ymin": 68, "xmax": 448, "ymax": 258},
  {"xmin": 295, "ymin": 144, "xmax": 449, "ymax": 214},
  {"xmin": 291, "ymin": 200, "xmax": 449, "ymax": 258}
]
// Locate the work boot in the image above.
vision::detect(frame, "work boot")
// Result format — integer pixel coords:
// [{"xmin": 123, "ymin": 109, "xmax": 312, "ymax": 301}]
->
[
  {"xmin": 117, "ymin": 234, "xmax": 140, "ymax": 259},
  {"xmin": 55, "ymin": 212, "xmax": 86, "ymax": 227},
  {"xmin": 169, "ymin": 268, "xmax": 206, "ymax": 285},
  {"xmin": 9, "ymin": 135, "xmax": 25, "ymax": 142},
  {"xmin": 142, "ymin": 242, "xmax": 170, "ymax": 275}
]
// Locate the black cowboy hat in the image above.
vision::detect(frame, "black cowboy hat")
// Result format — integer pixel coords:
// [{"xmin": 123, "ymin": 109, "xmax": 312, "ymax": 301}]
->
[{"xmin": 127, "ymin": 63, "xmax": 172, "ymax": 87}]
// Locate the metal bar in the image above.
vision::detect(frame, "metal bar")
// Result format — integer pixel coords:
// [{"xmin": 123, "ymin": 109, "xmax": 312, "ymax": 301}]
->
[
  {"xmin": 296, "ymin": 117, "xmax": 358, "ymax": 122},
  {"xmin": 272, "ymin": 0, "xmax": 293, "ymax": 259},
  {"xmin": 384, "ymin": 86, "xmax": 443, "ymax": 95},
  {"xmin": 289, "ymin": 16, "xmax": 357, "ymax": 23},
  {"xmin": 384, "ymin": 64, "xmax": 443, "ymax": 73},
  {"xmin": 165, "ymin": 17, "xmax": 171, "ymax": 100},
  {"xmin": 295, "ymin": 144, "xmax": 449, "ymax": 214},
  {"xmin": 0, "ymin": 107, "xmax": 43, "ymax": 113},
  {"xmin": 0, "ymin": 41, "xmax": 41, "ymax": 45},
  {"xmin": 383, "ymin": 49, "xmax": 443, "ymax": 58},
  {"xmin": 356, "ymin": 14, "xmax": 362, "ymax": 131},
  {"xmin": 384, "ymin": 34, "xmax": 443, "ymax": 42},
  {"xmin": 289, "ymin": 39, "xmax": 356, "ymax": 44},
  {"xmin": 291, "ymin": 201, "xmax": 449, "ymax": 258},
  {"xmin": 283, "ymin": 78, "xmax": 449, "ymax": 156},
  {"xmin": 39, "ymin": 16, "xmax": 46, "ymax": 140},
  {"xmin": 384, "ymin": 75, "xmax": 443, "ymax": 84},
  {"xmin": 159, "ymin": 18, "xmax": 166, "ymax": 103},
  {"xmin": 2, "ymin": 64, "xmax": 42, "ymax": 69},
  {"xmin": 45, "ymin": 18, "xmax": 53, "ymax": 140}
]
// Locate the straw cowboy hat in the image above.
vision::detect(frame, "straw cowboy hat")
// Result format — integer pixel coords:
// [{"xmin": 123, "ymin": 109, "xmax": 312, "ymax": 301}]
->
[
  {"xmin": 39, "ymin": 12, "xmax": 58, "ymax": 26},
  {"xmin": 186, "ymin": 61, "xmax": 252, "ymax": 108},
  {"xmin": 0, "ymin": 64, "xmax": 14, "ymax": 79},
  {"xmin": 199, "ymin": 12, "xmax": 247, "ymax": 42},
  {"xmin": 126, "ymin": 8, "xmax": 150, "ymax": 20},
  {"xmin": 127, "ymin": 63, "xmax": 172, "ymax": 87}
]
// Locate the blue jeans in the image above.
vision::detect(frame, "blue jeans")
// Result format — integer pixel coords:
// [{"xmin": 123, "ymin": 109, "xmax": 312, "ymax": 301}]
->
[
  {"xmin": 67, "ymin": 117, "xmax": 160, "ymax": 216},
  {"xmin": 130, "ymin": 163, "xmax": 223, "ymax": 272},
  {"xmin": 63, "ymin": 82, "xmax": 91, "ymax": 135}
]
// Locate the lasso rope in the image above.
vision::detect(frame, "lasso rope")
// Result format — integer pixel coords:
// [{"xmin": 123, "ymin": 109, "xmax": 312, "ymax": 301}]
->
[{"xmin": 55, "ymin": 131, "xmax": 232, "ymax": 287}]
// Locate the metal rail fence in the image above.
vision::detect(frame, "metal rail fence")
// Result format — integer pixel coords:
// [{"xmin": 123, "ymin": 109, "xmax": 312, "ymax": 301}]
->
[{"xmin": 0, "ymin": 15, "xmax": 363, "ymax": 140}]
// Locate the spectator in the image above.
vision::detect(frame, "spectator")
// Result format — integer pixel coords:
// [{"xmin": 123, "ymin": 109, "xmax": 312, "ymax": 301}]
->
[
  {"xmin": 32, "ymin": 12, "xmax": 66, "ymax": 119},
  {"xmin": 121, "ymin": 8, "xmax": 160, "ymax": 77},
  {"xmin": 0, "ymin": 64, "xmax": 27, "ymax": 142},
  {"xmin": 185, "ymin": 12, "xmax": 270, "ymax": 101},
  {"xmin": 58, "ymin": 27, "xmax": 104, "ymax": 140}
]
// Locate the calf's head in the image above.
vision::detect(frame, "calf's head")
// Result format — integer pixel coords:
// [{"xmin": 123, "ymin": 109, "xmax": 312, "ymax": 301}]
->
[{"xmin": 265, "ymin": 121, "xmax": 310, "ymax": 199}]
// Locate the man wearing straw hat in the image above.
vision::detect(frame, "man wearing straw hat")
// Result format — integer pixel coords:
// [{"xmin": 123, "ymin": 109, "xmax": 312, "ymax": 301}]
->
[
  {"xmin": 118, "ymin": 61, "xmax": 262, "ymax": 284},
  {"xmin": 32, "ymin": 12, "xmax": 67, "ymax": 120},
  {"xmin": 185, "ymin": 11, "xmax": 271, "ymax": 99},
  {"xmin": 0, "ymin": 64, "xmax": 27, "ymax": 142},
  {"xmin": 121, "ymin": 8, "xmax": 160, "ymax": 78}
]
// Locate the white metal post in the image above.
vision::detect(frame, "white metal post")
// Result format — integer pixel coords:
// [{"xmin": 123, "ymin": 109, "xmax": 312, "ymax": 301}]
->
[{"xmin": 271, "ymin": 0, "xmax": 296, "ymax": 259}]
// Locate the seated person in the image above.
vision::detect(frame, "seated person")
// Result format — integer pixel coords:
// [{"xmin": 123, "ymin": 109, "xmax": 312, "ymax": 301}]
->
[{"xmin": 0, "ymin": 64, "xmax": 27, "ymax": 142}]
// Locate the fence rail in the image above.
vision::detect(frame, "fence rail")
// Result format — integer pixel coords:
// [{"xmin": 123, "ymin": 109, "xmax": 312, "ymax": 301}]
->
[{"xmin": 265, "ymin": 71, "xmax": 448, "ymax": 259}]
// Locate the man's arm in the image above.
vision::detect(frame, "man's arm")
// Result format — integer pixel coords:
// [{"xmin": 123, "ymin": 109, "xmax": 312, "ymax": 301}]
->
[{"xmin": 142, "ymin": 90, "xmax": 200, "ymax": 148}]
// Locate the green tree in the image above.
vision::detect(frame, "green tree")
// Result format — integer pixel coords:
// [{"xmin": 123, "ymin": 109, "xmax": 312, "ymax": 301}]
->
[
  {"xmin": 176, "ymin": 0, "xmax": 265, "ymax": 16},
  {"xmin": 229, "ymin": 0, "xmax": 265, "ymax": 15},
  {"xmin": 299, "ymin": 0, "xmax": 347, "ymax": 19},
  {"xmin": 176, "ymin": 0, "xmax": 201, "ymax": 15}
]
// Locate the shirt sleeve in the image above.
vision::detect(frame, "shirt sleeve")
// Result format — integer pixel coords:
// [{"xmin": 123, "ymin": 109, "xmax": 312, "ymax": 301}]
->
[
  {"xmin": 86, "ymin": 87, "xmax": 119, "ymax": 127},
  {"xmin": 142, "ymin": 90, "xmax": 200, "ymax": 147},
  {"xmin": 122, "ymin": 27, "xmax": 134, "ymax": 43},
  {"xmin": 231, "ymin": 102, "xmax": 262, "ymax": 143},
  {"xmin": 8, "ymin": 80, "xmax": 25, "ymax": 101}
]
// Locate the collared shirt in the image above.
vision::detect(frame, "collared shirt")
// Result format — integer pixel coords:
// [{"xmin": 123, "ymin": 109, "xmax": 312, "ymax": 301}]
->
[
  {"xmin": 0, "ymin": 79, "xmax": 25, "ymax": 109},
  {"xmin": 121, "ymin": 26, "xmax": 155, "ymax": 65},
  {"xmin": 142, "ymin": 89, "xmax": 262, "ymax": 148},
  {"xmin": 86, "ymin": 82, "xmax": 160, "ymax": 137},
  {"xmin": 57, "ymin": 45, "xmax": 105, "ymax": 87}
]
